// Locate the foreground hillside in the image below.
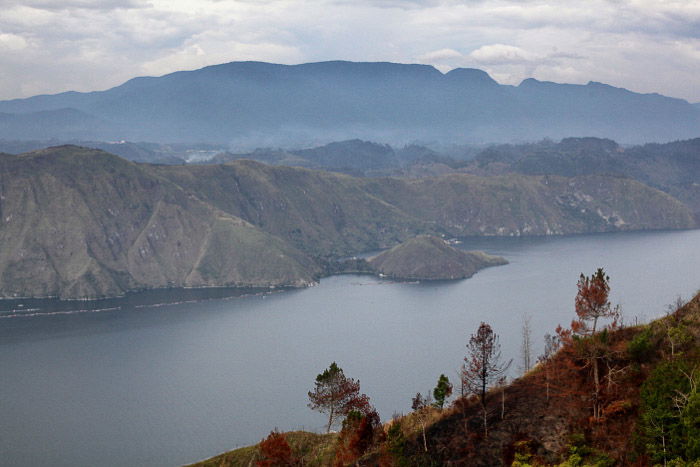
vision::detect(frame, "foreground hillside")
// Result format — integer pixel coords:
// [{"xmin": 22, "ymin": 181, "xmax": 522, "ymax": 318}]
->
[
  {"xmin": 401, "ymin": 293, "xmax": 700, "ymax": 466},
  {"xmin": 0, "ymin": 145, "xmax": 695, "ymax": 299},
  {"xmin": 192, "ymin": 290, "xmax": 700, "ymax": 466}
]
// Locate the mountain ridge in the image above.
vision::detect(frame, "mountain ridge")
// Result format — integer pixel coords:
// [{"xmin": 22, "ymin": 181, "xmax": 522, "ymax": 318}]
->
[
  {"xmin": 0, "ymin": 146, "xmax": 320, "ymax": 299},
  {"xmin": 1, "ymin": 61, "xmax": 697, "ymax": 145},
  {"xmin": 0, "ymin": 145, "xmax": 695, "ymax": 299}
]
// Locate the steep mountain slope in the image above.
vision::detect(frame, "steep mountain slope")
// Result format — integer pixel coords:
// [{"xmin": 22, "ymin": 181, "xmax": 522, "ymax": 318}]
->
[
  {"xmin": 0, "ymin": 146, "xmax": 695, "ymax": 299},
  {"xmin": 360, "ymin": 173, "xmax": 695, "ymax": 237},
  {"xmin": 154, "ymin": 160, "xmax": 696, "ymax": 258},
  {"xmin": 0, "ymin": 146, "xmax": 319, "ymax": 299},
  {"xmin": 151, "ymin": 160, "xmax": 431, "ymax": 258},
  {"xmin": 0, "ymin": 61, "xmax": 697, "ymax": 144}
]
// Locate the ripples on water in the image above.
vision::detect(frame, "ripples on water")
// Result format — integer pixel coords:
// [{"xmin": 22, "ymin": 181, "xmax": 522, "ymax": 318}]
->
[{"xmin": 1, "ymin": 230, "xmax": 699, "ymax": 467}]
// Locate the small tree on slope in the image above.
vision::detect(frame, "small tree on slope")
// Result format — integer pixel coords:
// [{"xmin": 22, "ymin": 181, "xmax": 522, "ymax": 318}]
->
[
  {"xmin": 433, "ymin": 374, "xmax": 453, "ymax": 409},
  {"xmin": 570, "ymin": 268, "xmax": 621, "ymax": 420},
  {"xmin": 462, "ymin": 322, "xmax": 512, "ymax": 436},
  {"xmin": 308, "ymin": 362, "xmax": 371, "ymax": 433}
]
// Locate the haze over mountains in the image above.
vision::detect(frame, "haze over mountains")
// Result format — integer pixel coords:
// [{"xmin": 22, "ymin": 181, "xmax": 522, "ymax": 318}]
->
[
  {"xmin": 1, "ymin": 60, "xmax": 699, "ymax": 299},
  {"xmin": 1, "ymin": 61, "xmax": 698, "ymax": 145}
]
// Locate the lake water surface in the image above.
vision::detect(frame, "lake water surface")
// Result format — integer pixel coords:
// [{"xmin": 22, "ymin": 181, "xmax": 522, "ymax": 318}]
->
[{"xmin": 1, "ymin": 230, "xmax": 699, "ymax": 466}]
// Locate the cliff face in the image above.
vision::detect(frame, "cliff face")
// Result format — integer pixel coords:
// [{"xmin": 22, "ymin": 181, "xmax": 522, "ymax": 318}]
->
[
  {"xmin": 0, "ymin": 146, "xmax": 696, "ymax": 299},
  {"xmin": 368, "ymin": 235, "xmax": 507, "ymax": 280},
  {"xmin": 0, "ymin": 146, "xmax": 319, "ymax": 299}
]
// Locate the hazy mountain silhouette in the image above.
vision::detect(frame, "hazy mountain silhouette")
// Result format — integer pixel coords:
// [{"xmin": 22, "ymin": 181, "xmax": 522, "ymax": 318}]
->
[{"xmin": 0, "ymin": 61, "xmax": 698, "ymax": 144}]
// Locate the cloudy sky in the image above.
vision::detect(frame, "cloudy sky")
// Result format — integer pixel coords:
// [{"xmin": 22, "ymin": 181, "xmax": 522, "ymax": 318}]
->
[{"xmin": 0, "ymin": 0, "xmax": 698, "ymax": 102}]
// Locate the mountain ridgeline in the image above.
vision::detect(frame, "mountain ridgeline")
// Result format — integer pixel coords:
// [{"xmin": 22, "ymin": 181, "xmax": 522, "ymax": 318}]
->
[
  {"xmin": 465, "ymin": 137, "xmax": 700, "ymax": 215},
  {"xmin": 0, "ymin": 61, "xmax": 698, "ymax": 145},
  {"xmin": 0, "ymin": 145, "xmax": 694, "ymax": 299}
]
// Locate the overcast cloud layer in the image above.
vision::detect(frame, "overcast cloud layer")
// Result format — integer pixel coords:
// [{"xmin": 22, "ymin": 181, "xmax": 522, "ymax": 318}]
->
[{"xmin": 0, "ymin": 0, "xmax": 698, "ymax": 102}]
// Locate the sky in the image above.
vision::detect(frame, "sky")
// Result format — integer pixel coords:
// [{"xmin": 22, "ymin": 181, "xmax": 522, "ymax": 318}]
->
[{"xmin": 0, "ymin": 0, "xmax": 698, "ymax": 102}]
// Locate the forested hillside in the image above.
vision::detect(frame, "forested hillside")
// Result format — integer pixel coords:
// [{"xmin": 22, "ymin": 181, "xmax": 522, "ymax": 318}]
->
[{"xmin": 465, "ymin": 137, "xmax": 700, "ymax": 215}]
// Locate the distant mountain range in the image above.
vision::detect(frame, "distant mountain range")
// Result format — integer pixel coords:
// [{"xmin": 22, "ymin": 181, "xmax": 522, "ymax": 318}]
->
[
  {"xmin": 0, "ymin": 61, "xmax": 698, "ymax": 145},
  {"xmin": 462, "ymin": 137, "xmax": 700, "ymax": 216},
  {"xmin": 2, "ymin": 134, "xmax": 698, "ymax": 218}
]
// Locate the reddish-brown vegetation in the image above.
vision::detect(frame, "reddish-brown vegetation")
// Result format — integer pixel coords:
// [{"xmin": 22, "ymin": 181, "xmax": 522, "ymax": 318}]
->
[
  {"xmin": 256, "ymin": 430, "xmax": 297, "ymax": 466},
  {"xmin": 383, "ymin": 292, "xmax": 700, "ymax": 466}
]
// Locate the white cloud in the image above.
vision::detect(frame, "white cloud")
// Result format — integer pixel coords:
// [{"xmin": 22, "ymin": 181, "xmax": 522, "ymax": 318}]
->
[
  {"xmin": 469, "ymin": 44, "xmax": 535, "ymax": 65},
  {"xmin": 3, "ymin": 0, "xmax": 147, "ymax": 10},
  {"xmin": 0, "ymin": 32, "xmax": 27, "ymax": 51},
  {"xmin": 419, "ymin": 48, "xmax": 463, "ymax": 62},
  {"xmin": 0, "ymin": 0, "xmax": 698, "ymax": 101},
  {"xmin": 140, "ymin": 39, "xmax": 303, "ymax": 76}
]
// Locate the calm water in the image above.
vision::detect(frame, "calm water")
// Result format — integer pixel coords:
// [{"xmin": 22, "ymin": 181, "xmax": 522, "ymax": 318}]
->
[{"xmin": 1, "ymin": 230, "xmax": 699, "ymax": 467}]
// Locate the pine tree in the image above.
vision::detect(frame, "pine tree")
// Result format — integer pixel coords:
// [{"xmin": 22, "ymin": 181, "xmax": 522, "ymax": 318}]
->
[
  {"xmin": 308, "ymin": 362, "xmax": 371, "ymax": 433},
  {"xmin": 433, "ymin": 374, "xmax": 453, "ymax": 409},
  {"xmin": 462, "ymin": 322, "xmax": 512, "ymax": 436}
]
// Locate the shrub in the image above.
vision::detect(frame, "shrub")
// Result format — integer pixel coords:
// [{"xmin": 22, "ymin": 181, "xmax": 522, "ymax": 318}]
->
[{"xmin": 628, "ymin": 327, "xmax": 654, "ymax": 363}]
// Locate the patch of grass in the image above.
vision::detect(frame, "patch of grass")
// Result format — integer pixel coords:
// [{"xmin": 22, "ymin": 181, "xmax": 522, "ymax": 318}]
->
[{"xmin": 185, "ymin": 431, "xmax": 337, "ymax": 467}]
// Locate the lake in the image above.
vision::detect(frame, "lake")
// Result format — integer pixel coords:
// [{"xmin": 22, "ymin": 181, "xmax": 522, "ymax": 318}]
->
[{"xmin": 1, "ymin": 229, "xmax": 699, "ymax": 466}]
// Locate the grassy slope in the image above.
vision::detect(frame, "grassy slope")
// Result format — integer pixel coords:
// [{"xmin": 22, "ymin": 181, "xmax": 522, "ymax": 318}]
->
[
  {"xmin": 186, "ymin": 431, "xmax": 337, "ymax": 467},
  {"xmin": 360, "ymin": 173, "xmax": 695, "ymax": 236},
  {"xmin": 152, "ymin": 160, "xmax": 432, "ymax": 258}
]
